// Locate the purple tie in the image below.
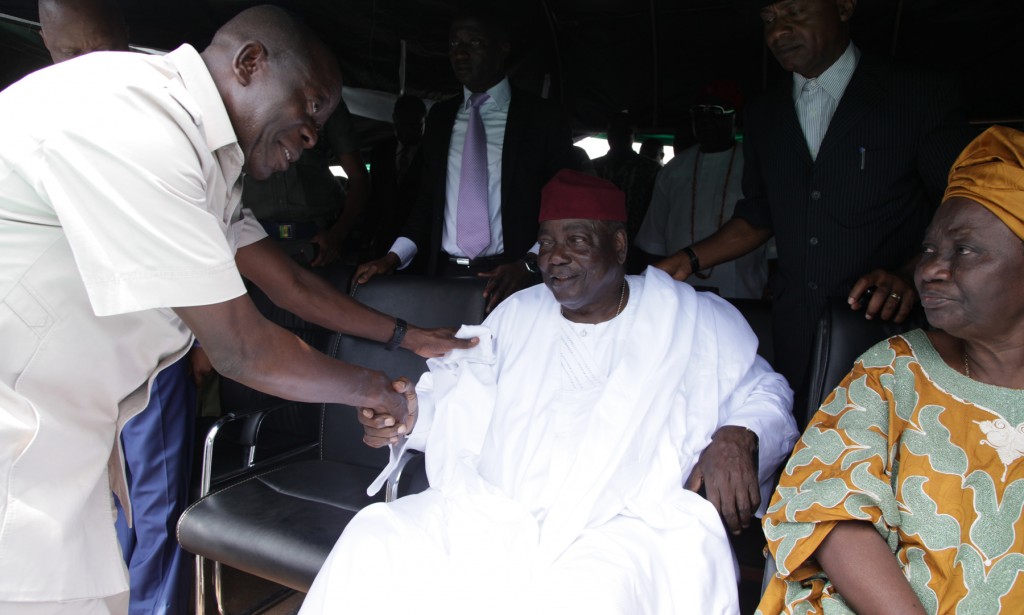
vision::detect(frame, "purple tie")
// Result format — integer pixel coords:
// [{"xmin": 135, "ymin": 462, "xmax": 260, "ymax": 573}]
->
[{"xmin": 456, "ymin": 92, "xmax": 491, "ymax": 259}]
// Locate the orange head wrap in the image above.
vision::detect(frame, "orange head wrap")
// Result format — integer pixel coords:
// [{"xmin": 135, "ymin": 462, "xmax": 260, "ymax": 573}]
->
[{"xmin": 944, "ymin": 125, "xmax": 1024, "ymax": 240}]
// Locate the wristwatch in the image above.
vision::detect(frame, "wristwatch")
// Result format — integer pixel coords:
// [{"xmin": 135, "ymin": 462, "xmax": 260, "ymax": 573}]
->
[
  {"xmin": 384, "ymin": 318, "xmax": 407, "ymax": 351},
  {"xmin": 681, "ymin": 246, "xmax": 701, "ymax": 273}
]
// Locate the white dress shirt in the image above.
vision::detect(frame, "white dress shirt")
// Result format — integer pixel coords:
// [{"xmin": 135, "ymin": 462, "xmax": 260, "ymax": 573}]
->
[
  {"xmin": 390, "ymin": 77, "xmax": 511, "ymax": 267},
  {"xmin": 793, "ymin": 43, "xmax": 860, "ymax": 160},
  {"xmin": 634, "ymin": 144, "xmax": 769, "ymax": 299}
]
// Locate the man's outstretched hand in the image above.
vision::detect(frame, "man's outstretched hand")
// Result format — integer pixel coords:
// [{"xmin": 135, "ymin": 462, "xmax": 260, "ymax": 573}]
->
[
  {"xmin": 351, "ymin": 253, "xmax": 401, "ymax": 291},
  {"xmin": 358, "ymin": 378, "xmax": 418, "ymax": 448},
  {"xmin": 848, "ymin": 268, "xmax": 917, "ymax": 322},
  {"xmin": 653, "ymin": 250, "xmax": 694, "ymax": 281},
  {"xmin": 309, "ymin": 230, "xmax": 343, "ymax": 268},
  {"xmin": 478, "ymin": 260, "xmax": 537, "ymax": 313},
  {"xmin": 402, "ymin": 326, "xmax": 479, "ymax": 358}
]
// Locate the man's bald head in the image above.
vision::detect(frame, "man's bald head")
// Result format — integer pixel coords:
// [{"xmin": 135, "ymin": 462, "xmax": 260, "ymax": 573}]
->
[
  {"xmin": 201, "ymin": 5, "xmax": 343, "ymax": 181},
  {"xmin": 207, "ymin": 5, "xmax": 338, "ymax": 76},
  {"xmin": 39, "ymin": 0, "xmax": 129, "ymax": 64}
]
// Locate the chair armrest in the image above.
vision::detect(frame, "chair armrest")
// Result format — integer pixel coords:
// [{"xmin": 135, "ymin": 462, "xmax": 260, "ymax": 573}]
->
[
  {"xmin": 384, "ymin": 445, "xmax": 424, "ymax": 503},
  {"xmin": 197, "ymin": 401, "xmax": 320, "ymax": 498}
]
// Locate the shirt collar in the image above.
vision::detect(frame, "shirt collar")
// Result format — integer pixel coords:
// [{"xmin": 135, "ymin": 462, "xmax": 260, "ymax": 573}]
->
[
  {"xmin": 792, "ymin": 42, "xmax": 861, "ymax": 102},
  {"xmin": 165, "ymin": 44, "xmax": 244, "ymax": 180},
  {"xmin": 462, "ymin": 76, "xmax": 511, "ymax": 112}
]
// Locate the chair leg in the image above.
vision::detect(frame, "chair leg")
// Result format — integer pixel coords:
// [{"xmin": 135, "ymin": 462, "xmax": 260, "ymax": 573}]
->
[
  {"xmin": 214, "ymin": 560, "xmax": 226, "ymax": 615},
  {"xmin": 761, "ymin": 552, "xmax": 778, "ymax": 596},
  {"xmin": 195, "ymin": 554, "xmax": 206, "ymax": 615}
]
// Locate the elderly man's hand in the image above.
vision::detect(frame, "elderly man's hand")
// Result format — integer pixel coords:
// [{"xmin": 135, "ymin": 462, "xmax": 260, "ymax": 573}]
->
[
  {"xmin": 653, "ymin": 250, "xmax": 694, "ymax": 281},
  {"xmin": 351, "ymin": 253, "xmax": 401, "ymax": 291},
  {"xmin": 309, "ymin": 230, "xmax": 342, "ymax": 268},
  {"xmin": 402, "ymin": 326, "xmax": 479, "ymax": 358},
  {"xmin": 478, "ymin": 261, "xmax": 536, "ymax": 313},
  {"xmin": 848, "ymin": 268, "xmax": 918, "ymax": 323},
  {"xmin": 685, "ymin": 426, "xmax": 759, "ymax": 535},
  {"xmin": 359, "ymin": 378, "xmax": 417, "ymax": 448}
]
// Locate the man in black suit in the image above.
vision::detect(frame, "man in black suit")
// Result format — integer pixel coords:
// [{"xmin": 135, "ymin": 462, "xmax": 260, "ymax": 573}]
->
[
  {"xmin": 655, "ymin": 0, "xmax": 976, "ymax": 413},
  {"xmin": 359, "ymin": 95, "xmax": 427, "ymax": 263},
  {"xmin": 353, "ymin": 9, "xmax": 575, "ymax": 311}
]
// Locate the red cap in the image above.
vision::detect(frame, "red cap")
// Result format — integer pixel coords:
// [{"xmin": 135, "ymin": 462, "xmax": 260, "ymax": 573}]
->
[
  {"xmin": 539, "ymin": 169, "xmax": 627, "ymax": 223},
  {"xmin": 697, "ymin": 80, "xmax": 744, "ymax": 112}
]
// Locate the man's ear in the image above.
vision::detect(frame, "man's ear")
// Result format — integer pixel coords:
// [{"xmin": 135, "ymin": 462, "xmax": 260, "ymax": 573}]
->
[
  {"xmin": 232, "ymin": 41, "xmax": 268, "ymax": 86},
  {"xmin": 615, "ymin": 227, "xmax": 628, "ymax": 264}
]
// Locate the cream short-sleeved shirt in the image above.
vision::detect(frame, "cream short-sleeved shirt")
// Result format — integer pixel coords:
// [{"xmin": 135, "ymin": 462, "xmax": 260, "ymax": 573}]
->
[{"xmin": 0, "ymin": 45, "xmax": 266, "ymax": 601}]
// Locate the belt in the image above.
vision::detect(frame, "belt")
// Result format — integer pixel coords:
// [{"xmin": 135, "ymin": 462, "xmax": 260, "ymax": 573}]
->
[
  {"xmin": 261, "ymin": 220, "xmax": 320, "ymax": 241},
  {"xmin": 442, "ymin": 252, "xmax": 509, "ymax": 268}
]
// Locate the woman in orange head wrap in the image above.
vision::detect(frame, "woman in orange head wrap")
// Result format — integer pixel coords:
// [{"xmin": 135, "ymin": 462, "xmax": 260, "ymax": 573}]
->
[{"xmin": 759, "ymin": 125, "xmax": 1024, "ymax": 615}]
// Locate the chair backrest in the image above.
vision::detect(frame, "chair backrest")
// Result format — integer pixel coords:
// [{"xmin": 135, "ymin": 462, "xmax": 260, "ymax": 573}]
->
[
  {"xmin": 220, "ymin": 264, "xmax": 353, "ymax": 413},
  {"xmin": 320, "ymin": 276, "xmax": 489, "ymax": 467},
  {"xmin": 728, "ymin": 298, "xmax": 775, "ymax": 368},
  {"xmin": 804, "ymin": 297, "xmax": 925, "ymax": 424}
]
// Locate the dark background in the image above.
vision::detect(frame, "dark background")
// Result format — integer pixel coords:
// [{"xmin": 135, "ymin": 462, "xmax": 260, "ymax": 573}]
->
[{"xmin": 2, "ymin": 0, "xmax": 1022, "ymax": 139}]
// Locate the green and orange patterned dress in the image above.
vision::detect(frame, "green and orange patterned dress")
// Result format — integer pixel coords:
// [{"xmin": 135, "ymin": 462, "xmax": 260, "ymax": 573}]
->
[{"xmin": 758, "ymin": 329, "xmax": 1024, "ymax": 614}]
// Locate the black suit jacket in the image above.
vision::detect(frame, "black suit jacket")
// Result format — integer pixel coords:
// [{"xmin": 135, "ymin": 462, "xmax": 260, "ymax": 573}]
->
[
  {"xmin": 734, "ymin": 54, "xmax": 978, "ymax": 392},
  {"xmin": 399, "ymin": 85, "xmax": 576, "ymax": 274},
  {"xmin": 365, "ymin": 136, "xmax": 424, "ymax": 255}
]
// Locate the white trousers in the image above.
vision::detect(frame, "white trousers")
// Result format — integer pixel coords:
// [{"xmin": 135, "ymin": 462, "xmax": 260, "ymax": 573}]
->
[{"xmin": 300, "ymin": 488, "xmax": 739, "ymax": 614}]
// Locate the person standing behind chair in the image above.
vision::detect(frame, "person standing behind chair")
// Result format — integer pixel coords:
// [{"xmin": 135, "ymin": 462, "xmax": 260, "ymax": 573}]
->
[
  {"xmin": 591, "ymin": 112, "xmax": 661, "ymax": 271},
  {"xmin": 38, "ymin": 0, "xmax": 127, "ymax": 63},
  {"xmin": 654, "ymin": 0, "xmax": 976, "ymax": 408},
  {"xmin": 638, "ymin": 137, "xmax": 665, "ymax": 165},
  {"xmin": 359, "ymin": 95, "xmax": 428, "ymax": 264},
  {"xmin": 243, "ymin": 99, "xmax": 370, "ymax": 268},
  {"xmin": 40, "ymin": 2, "xmax": 196, "ymax": 613},
  {"xmin": 353, "ymin": 8, "xmax": 576, "ymax": 312},
  {"xmin": 635, "ymin": 81, "xmax": 768, "ymax": 299}
]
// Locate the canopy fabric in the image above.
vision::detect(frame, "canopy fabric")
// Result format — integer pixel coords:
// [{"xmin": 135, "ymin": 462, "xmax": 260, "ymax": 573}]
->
[{"xmin": 2, "ymin": 0, "xmax": 1021, "ymax": 136}]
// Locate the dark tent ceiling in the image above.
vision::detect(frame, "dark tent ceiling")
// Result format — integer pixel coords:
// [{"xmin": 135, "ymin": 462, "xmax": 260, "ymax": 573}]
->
[{"xmin": 2, "ymin": 0, "xmax": 1022, "ymax": 138}]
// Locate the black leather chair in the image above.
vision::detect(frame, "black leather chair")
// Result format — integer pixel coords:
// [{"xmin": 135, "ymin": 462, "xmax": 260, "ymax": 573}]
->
[
  {"xmin": 724, "ymin": 298, "xmax": 779, "ymax": 607},
  {"xmin": 728, "ymin": 298, "xmax": 775, "ymax": 366},
  {"xmin": 177, "ymin": 275, "xmax": 488, "ymax": 615},
  {"xmin": 196, "ymin": 265, "xmax": 355, "ymax": 491},
  {"xmin": 760, "ymin": 296, "xmax": 924, "ymax": 594},
  {"xmin": 802, "ymin": 296, "xmax": 926, "ymax": 424}
]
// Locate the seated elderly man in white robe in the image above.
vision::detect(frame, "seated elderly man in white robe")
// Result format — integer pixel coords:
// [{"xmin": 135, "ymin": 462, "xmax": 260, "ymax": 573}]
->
[{"xmin": 300, "ymin": 169, "xmax": 797, "ymax": 615}]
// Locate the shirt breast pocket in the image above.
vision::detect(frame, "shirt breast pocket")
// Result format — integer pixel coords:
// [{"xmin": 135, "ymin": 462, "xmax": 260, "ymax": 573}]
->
[{"xmin": 0, "ymin": 281, "xmax": 56, "ymax": 387}]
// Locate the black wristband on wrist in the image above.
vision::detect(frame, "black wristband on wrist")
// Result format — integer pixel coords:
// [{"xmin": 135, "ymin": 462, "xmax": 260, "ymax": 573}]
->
[
  {"xmin": 681, "ymin": 246, "xmax": 701, "ymax": 273},
  {"xmin": 384, "ymin": 318, "xmax": 407, "ymax": 351}
]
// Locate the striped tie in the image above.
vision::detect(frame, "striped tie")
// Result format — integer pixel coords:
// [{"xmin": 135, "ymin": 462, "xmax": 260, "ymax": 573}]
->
[{"xmin": 456, "ymin": 92, "xmax": 491, "ymax": 259}]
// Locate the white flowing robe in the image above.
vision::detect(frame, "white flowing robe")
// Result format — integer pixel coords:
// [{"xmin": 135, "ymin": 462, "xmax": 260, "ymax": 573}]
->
[{"xmin": 301, "ymin": 268, "xmax": 795, "ymax": 614}]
